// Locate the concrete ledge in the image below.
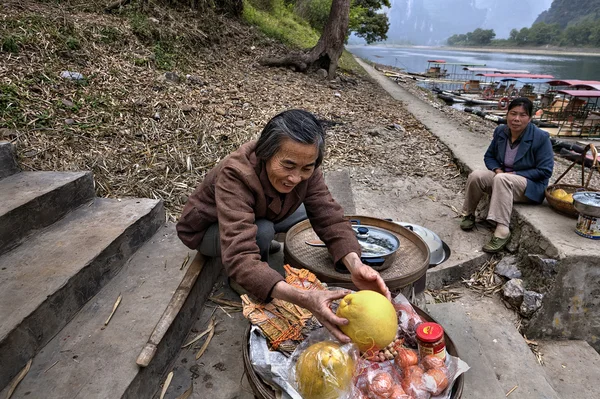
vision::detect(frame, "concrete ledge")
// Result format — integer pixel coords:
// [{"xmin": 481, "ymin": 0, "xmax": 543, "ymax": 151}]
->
[
  {"xmin": 0, "ymin": 141, "xmax": 19, "ymax": 179},
  {"xmin": 0, "ymin": 171, "xmax": 95, "ymax": 255},
  {"xmin": 426, "ymin": 252, "xmax": 491, "ymax": 290},
  {"xmin": 324, "ymin": 169, "xmax": 356, "ymax": 214}
]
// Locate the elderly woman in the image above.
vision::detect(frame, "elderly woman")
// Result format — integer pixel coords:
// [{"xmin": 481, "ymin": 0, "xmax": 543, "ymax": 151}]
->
[
  {"xmin": 460, "ymin": 97, "xmax": 554, "ymax": 252},
  {"xmin": 176, "ymin": 109, "xmax": 390, "ymax": 342}
]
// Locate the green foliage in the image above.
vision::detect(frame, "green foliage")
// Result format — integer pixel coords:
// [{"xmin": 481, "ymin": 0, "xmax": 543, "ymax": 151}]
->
[
  {"xmin": 243, "ymin": 0, "xmax": 319, "ymax": 49},
  {"xmin": 293, "ymin": 0, "xmax": 389, "ymax": 44},
  {"xmin": 349, "ymin": 1, "xmax": 390, "ymax": 44},
  {"xmin": 1, "ymin": 36, "xmax": 20, "ymax": 53},
  {"xmin": 447, "ymin": 28, "xmax": 495, "ymax": 46},
  {"xmin": 0, "ymin": 84, "xmax": 24, "ymax": 128},
  {"xmin": 153, "ymin": 42, "xmax": 175, "ymax": 70}
]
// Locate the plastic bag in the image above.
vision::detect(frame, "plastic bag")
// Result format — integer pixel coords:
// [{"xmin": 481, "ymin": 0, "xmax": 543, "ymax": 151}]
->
[
  {"xmin": 288, "ymin": 328, "xmax": 359, "ymax": 399},
  {"xmin": 393, "ymin": 292, "xmax": 424, "ymax": 348},
  {"xmin": 352, "ymin": 358, "xmax": 409, "ymax": 398}
]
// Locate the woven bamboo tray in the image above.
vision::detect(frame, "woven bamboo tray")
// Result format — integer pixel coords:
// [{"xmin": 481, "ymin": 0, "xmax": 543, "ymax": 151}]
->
[
  {"xmin": 242, "ymin": 305, "xmax": 465, "ymax": 399},
  {"xmin": 283, "ymin": 216, "xmax": 430, "ymax": 291}
]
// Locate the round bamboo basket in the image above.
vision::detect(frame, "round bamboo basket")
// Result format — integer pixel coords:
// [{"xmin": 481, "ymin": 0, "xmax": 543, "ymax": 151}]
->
[{"xmin": 545, "ymin": 144, "xmax": 599, "ymax": 218}]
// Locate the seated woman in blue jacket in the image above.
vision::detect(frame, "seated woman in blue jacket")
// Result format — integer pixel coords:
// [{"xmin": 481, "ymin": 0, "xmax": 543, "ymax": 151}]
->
[{"xmin": 460, "ymin": 97, "xmax": 554, "ymax": 252}]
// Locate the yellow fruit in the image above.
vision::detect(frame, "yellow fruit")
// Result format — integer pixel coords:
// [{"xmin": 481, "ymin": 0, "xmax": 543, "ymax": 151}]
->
[
  {"xmin": 336, "ymin": 290, "xmax": 398, "ymax": 353},
  {"xmin": 564, "ymin": 193, "xmax": 574, "ymax": 203},
  {"xmin": 552, "ymin": 189, "xmax": 568, "ymax": 199},
  {"xmin": 295, "ymin": 341, "xmax": 355, "ymax": 399}
]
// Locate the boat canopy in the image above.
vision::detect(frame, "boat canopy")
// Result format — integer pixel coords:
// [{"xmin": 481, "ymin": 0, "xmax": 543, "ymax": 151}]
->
[
  {"xmin": 476, "ymin": 73, "xmax": 554, "ymax": 78},
  {"xmin": 427, "ymin": 60, "xmax": 446, "ymax": 63},
  {"xmin": 573, "ymin": 84, "xmax": 600, "ymax": 91},
  {"xmin": 547, "ymin": 80, "xmax": 600, "ymax": 90},
  {"xmin": 443, "ymin": 62, "xmax": 486, "ymax": 66},
  {"xmin": 557, "ymin": 90, "xmax": 600, "ymax": 98},
  {"xmin": 499, "ymin": 78, "xmax": 552, "ymax": 84},
  {"xmin": 465, "ymin": 67, "xmax": 530, "ymax": 74}
]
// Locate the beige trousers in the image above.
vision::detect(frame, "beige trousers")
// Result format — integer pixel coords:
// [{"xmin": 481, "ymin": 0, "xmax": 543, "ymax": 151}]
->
[{"xmin": 462, "ymin": 170, "xmax": 529, "ymax": 227}]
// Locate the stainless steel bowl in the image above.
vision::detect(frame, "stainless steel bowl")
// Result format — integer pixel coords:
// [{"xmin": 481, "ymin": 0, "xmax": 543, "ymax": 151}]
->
[{"xmin": 573, "ymin": 192, "xmax": 600, "ymax": 217}]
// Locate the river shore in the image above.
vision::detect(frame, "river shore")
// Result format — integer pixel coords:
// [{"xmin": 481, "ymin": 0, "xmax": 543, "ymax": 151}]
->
[{"xmin": 412, "ymin": 45, "xmax": 600, "ymax": 57}]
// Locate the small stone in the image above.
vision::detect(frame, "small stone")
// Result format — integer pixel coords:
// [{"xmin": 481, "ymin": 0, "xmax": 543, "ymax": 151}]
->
[
  {"xmin": 153, "ymin": 112, "xmax": 161, "ymax": 121},
  {"xmin": 528, "ymin": 254, "xmax": 558, "ymax": 277},
  {"xmin": 0, "ymin": 128, "xmax": 17, "ymax": 139},
  {"xmin": 495, "ymin": 255, "xmax": 521, "ymax": 279},
  {"xmin": 181, "ymin": 105, "xmax": 194, "ymax": 113},
  {"xmin": 61, "ymin": 99, "xmax": 75, "ymax": 108},
  {"xmin": 215, "ymin": 108, "xmax": 226, "ymax": 116},
  {"xmin": 316, "ymin": 69, "xmax": 328, "ymax": 79},
  {"xmin": 234, "ymin": 120, "xmax": 245, "ymax": 127},
  {"xmin": 502, "ymin": 278, "xmax": 524, "ymax": 308},
  {"xmin": 65, "ymin": 118, "xmax": 75, "ymax": 125},
  {"xmin": 520, "ymin": 290, "xmax": 544, "ymax": 317},
  {"xmin": 164, "ymin": 72, "xmax": 180, "ymax": 83},
  {"xmin": 334, "ymin": 92, "xmax": 341, "ymax": 98},
  {"xmin": 149, "ymin": 17, "xmax": 159, "ymax": 23},
  {"xmin": 186, "ymin": 74, "xmax": 204, "ymax": 85},
  {"xmin": 60, "ymin": 71, "xmax": 84, "ymax": 80}
]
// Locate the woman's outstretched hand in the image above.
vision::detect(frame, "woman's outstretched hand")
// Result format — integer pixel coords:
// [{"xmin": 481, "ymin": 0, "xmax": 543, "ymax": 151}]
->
[
  {"xmin": 342, "ymin": 252, "xmax": 391, "ymax": 301},
  {"xmin": 271, "ymin": 281, "xmax": 351, "ymax": 342}
]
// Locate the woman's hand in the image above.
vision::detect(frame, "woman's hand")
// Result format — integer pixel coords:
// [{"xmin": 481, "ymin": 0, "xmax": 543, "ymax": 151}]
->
[
  {"xmin": 271, "ymin": 281, "xmax": 351, "ymax": 342},
  {"xmin": 342, "ymin": 252, "xmax": 391, "ymax": 301}
]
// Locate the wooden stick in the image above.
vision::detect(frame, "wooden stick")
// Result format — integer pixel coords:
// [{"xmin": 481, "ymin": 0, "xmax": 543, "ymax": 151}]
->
[
  {"xmin": 104, "ymin": 293, "xmax": 122, "ymax": 326},
  {"xmin": 6, "ymin": 359, "xmax": 32, "ymax": 399},
  {"xmin": 136, "ymin": 252, "xmax": 205, "ymax": 367}
]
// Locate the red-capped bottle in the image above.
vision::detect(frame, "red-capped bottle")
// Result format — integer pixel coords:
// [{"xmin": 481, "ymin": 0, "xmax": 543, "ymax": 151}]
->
[{"xmin": 416, "ymin": 322, "xmax": 446, "ymax": 361}]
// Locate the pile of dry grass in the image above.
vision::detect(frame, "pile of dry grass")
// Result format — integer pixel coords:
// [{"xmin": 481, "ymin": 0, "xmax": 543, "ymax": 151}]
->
[{"xmin": 1, "ymin": 0, "xmax": 461, "ymax": 221}]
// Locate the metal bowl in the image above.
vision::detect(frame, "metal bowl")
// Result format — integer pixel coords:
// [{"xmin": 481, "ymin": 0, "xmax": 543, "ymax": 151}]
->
[{"xmin": 573, "ymin": 192, "xmax": 600, "ymax": 217}]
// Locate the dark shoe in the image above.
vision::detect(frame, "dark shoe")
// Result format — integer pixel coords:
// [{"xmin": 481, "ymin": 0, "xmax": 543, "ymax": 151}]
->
[
  {"xmin": 460, "ymin": 214, "xmax": 476, "ymax": 231},
  {"xmin": 269, "ymin": 240, "xmax": 282, "ymax": 254},
  {"xmin": 482, "ymin": 233, "xmax": 511, "ymax": 253}
]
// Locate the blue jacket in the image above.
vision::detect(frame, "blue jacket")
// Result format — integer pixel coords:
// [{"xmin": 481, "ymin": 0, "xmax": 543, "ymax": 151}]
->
[{"xmin": 484, "ymin": 123, "xmax": 554, "ymax": 204}]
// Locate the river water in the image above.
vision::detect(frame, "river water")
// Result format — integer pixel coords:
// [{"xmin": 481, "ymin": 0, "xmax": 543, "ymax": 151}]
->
[{"xmin": 347, "ymin": 46, "xmax": 600, "ymax": 81}]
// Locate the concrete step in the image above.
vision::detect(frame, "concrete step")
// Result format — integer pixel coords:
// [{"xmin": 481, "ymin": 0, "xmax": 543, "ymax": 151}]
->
[
  {"xmin": 0, "ymin": 141, "xmax": 19, "ymax": 179},
  {"xmin": 1, "ymin": 224, "xmax": 223, "ymax": 399},
  {"xmin": 0, "ymin": 197, "xmax": 163, "ymax": 391},
  {"xmin": 0, "ymin": 171, "xmax": 95, "ymax": 255},
  {"xmin": 537, "ymin": 339, "xmax": 600, "ymax": 398},
  {"xmin": 426, "ymin": 295, "xmax": 561, "ymax": 399}
]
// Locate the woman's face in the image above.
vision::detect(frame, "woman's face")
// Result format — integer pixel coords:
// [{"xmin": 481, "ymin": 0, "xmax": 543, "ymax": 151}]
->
[
  {"xmin": 266, "ymin": 138, "xmax": 319, "ymax": 194},
  {"xmin": 507, "ymin": 105, "xmax": 532, "ymax": 136}
]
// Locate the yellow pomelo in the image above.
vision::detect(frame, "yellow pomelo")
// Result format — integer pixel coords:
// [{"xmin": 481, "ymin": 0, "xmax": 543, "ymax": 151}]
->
[
  {"xmin": 336, "ymin": 290, "xmax": 398, "ymax": 353},
  {"xmin": 552, "ymin": 189, "xmax": 568, "ymax": 199},
  {"xmin": 295, "ymin": 341, "xmax": 355, "ymax": 399},
  {"xmin": 564, "ymin": 193, "xmax": 574, "ymax": 203}
]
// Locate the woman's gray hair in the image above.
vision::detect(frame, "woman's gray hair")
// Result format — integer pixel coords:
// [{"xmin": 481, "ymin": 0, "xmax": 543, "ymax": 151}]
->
[{"xmin": 255, "ymin": 109, "xmax": 325, "ymax": 168}]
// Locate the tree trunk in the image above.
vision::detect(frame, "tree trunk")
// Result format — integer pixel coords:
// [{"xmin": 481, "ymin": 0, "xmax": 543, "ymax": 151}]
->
[{"xmin": 260, "ymin": 0, "xmax": 350, "ymax": 79}]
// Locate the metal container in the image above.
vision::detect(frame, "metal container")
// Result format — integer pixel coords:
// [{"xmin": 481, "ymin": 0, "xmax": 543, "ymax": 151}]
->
[
  {"xmin": 397, "ymin": 222, "xmax": 451, "ymax": 266},
  {"xmin": 573, "ymin": 192, "xmax": 600, "ymax": 239},
  {"xmin": 349, "ymin": 219, "xmax": 401, "ymax": 270}
]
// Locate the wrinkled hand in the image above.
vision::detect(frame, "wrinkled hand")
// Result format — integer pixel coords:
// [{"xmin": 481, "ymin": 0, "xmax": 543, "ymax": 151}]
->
[
  {"xmin": 302, "ymin": 289, "xmax": 352, "ymax": 343},
  {"xmin": 350, "ymin": 264, "xmax": 391, "ymax": 301},
  {"xmin": 342, "ymin": 252, "xmax": 391, "ymax": 301}
]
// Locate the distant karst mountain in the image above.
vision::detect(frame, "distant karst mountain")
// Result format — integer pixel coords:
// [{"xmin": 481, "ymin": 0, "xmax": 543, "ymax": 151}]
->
[
  {"xmin": 384, "ymin": 0, "xmax": 553, "ymax": 45},
  {"xmin": 535, "ymin": 0, "xmax": 600, "ymax": 27}
]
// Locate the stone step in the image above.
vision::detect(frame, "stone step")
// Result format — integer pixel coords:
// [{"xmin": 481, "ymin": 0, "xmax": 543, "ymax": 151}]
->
[
  {"xmin": 426, "ymin": 297, "xmax": 560, "ymax": 399},
  {"xmin": 537, "ymin": 339, "xmax": 600, "ymax": 398},
  {"xmin": 1, "ymin": 224, "xmax": 222, "ymax": 399},
  {"xmin": 0, "ymin": 141, "xmax": 19, "ymax": 179},
  {"xmin": 0, "ymin": 171, "xmax": 95, "ymax": 255},
  {"xmin": 0, "ymin": 197, "xmax": 163, "ymax": 391}
]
